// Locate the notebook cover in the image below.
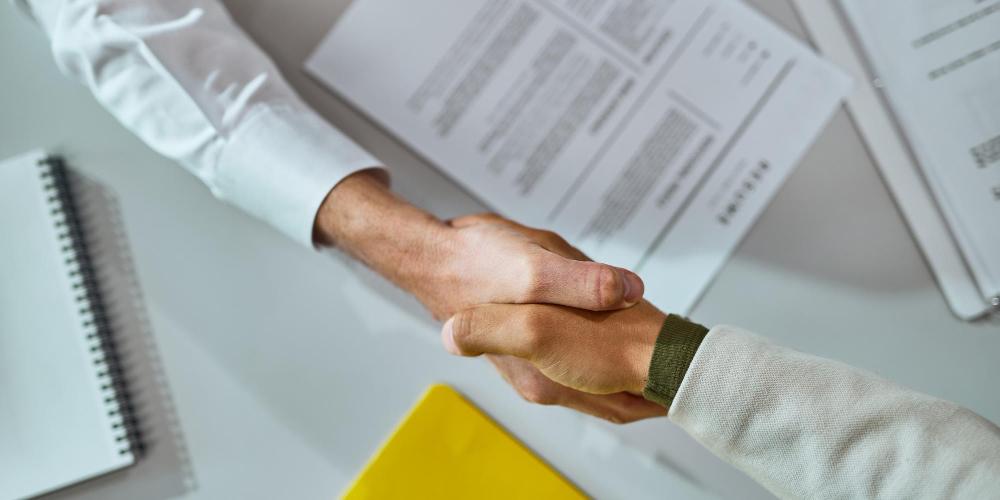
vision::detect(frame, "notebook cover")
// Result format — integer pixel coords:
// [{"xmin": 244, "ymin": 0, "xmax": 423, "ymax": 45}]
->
[
  {"xmin": 340, "ymin": 384, "xmax": 589, "ymax": 500},
  {"xmin": 0, "ymin": 150, "xmax": 137, "ymax": 500}
]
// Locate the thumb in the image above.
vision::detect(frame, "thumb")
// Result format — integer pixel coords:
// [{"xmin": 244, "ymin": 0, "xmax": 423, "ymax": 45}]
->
[
  {"xmin": 442, "ymin": 305, "xmax": 539, "ymax": 358},
  {"xmin": 524, "ymin": 252, "xmax": 644, "ymax": 311}
]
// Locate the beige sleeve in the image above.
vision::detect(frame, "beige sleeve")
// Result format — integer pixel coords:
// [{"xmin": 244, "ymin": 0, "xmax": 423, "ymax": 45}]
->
[{"xmin": 670, "ymin": 325, "xmax": 1000, "ymax": 499}]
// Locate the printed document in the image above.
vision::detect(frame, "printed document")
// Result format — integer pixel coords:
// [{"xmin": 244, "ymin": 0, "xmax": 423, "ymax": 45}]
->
[
  {"xmin": 308, "ymin": 0, "xmax": 852, "ymax": 313},
  {"xmin": 839, "ymin": 0, "xmax": 1000, "ymax": 300}
]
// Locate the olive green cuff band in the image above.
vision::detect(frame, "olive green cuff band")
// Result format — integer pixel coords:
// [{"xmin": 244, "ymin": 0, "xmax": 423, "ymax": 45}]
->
[{"xmin": 642, "ymin": 314, "xmax": 709, "ymax": 410}]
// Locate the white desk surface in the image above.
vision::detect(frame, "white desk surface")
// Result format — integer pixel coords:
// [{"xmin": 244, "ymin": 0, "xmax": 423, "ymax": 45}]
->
[{"xmin": 2, "ymin": 1, "xmax": 998, "ymax": 499}]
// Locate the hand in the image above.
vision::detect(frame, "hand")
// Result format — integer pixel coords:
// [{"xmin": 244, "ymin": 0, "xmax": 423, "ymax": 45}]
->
[
  {"xmin": 314, "ymin": 173, "xmax": 644, "ymax": 320},
  {"xmin": 442, "ymin": 300, "xmax": 666, "ymax": 396},
  {"xmin": 444, "ymin": 214, "xmax": 668, "ymax": 423},
  {"xmin": 314, "ymin": 174, "xmax": 661, "ymax": 421},
  {"xmin": 416, "ymin": 215, "xmax": 644, "ymax": 319},
  {"xmin": 484, "ymin": 351, "xmax": 667, "ymax": 424}
]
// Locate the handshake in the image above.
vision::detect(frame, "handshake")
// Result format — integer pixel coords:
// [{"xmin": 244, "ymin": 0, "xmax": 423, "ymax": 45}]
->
[
  {"xmin": 317, "ymin": 171, "xmax": 672, "ymax": 423},
  {"xmin": 435, "ymin": 214, "xmax": 671, "ymax": 423}
]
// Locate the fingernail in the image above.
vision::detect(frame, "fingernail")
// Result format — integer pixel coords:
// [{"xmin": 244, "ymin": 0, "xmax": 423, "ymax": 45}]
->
[
  {"xmin": 623, "ymin": 270, "xmax": 644, "ymax": 304},
  {"xmin": 441, "ymin": 317, "xmax": 459, "ymax": 355}
]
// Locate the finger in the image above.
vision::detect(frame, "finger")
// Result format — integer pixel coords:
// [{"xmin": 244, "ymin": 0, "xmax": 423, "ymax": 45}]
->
[
  {"xmin": 524, "ymin": 252, "xmax": 644, "ymax": 310},
  {"xmin": 484, "ymin": 354, "xmax": 521, "ymax": 387},
  {"xmin": 446, "ymin": 213, "xmax": 507, "ymax": 229},
  {"xmin": 485, "ymin": 355, "xmax": 666, "ymax": 423},
  {"xmin": 448, "ymin": 214, "xmax": 643, "ymax": 308},
  {"xmin": 559, "ymin": 390, "xmax": 668, "ymax": 424},
  {"xmin": 520, "ymin": 228, "xmax": 590, "ymax": 262},
  {"xmin": 442, "ymin": 304, "xmax": 538, "ymax": 358}
]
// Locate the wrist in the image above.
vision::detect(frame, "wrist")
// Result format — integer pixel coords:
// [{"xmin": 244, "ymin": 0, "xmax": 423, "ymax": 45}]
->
[
  {"xmin": 313, "ymin": 170, "xmax": 452, "ymax": 294},
  {"xmin": 393, "ymin": 220, "xmax": 455, "ymax": 290},
  {"xmin": 628, "ymin": 303, "xmax": 668, "ymax": 394},
  {"xmin": 641, "ymin": 314, "xmax": 710, "ymax": 409},
  {"xmin": 313, "ymin": 169, "xmax": 394, "ymax": 248}
]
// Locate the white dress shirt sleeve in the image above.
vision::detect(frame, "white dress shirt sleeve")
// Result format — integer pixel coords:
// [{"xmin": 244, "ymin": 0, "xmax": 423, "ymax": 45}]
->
[{"xmin": 14, "ymin": 0, "xmax": 385, "ymax": 247}]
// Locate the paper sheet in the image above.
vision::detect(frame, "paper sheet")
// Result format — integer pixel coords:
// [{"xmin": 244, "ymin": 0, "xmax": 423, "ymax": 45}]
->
[
  {"xmin": 307, "ymin": 0, "xmax": 852, "ymax": 313},
  {"xmin": 839, "ymin": 0, "xmax": 1000, "ymax": 300}
]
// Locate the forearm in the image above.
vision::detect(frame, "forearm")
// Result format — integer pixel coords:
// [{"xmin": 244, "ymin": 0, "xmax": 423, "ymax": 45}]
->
[
  {"xmin": 665, "ymin": 326, "xmax": 1000, "ymax": 499},
  {"xmin": 21, "ymin": 0, "xmax": 380, "ymax": 246},
  {"xmin": 438, "ymin": 245, "xmax": 1000, "ymax": 496}
]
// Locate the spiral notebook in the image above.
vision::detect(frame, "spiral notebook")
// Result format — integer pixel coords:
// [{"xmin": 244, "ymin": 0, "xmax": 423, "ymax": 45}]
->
[{"xmin": 0, "ymin": 150, "xmax": 141, "ymax": 500}]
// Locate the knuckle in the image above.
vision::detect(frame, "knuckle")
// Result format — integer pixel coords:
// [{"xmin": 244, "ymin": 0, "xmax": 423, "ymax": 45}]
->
[
  {"xmin": 519, "ymin": 255, "xmax": 550, "ymax": 301},
  {"xmin": 543, "ymin": 230, "xmax": 568, "ymax": 247},
  {"xmin": 591, "ymin": 265, "xmax": 624, "ymax": 309},
  {"xmin": 474, "ymin": 214, "xmax": 500, "ymax": 226},
  {"xmin": 478, "ymin": 212, "xmax": 503, "ymax": 221},
  {"xmin": 569, "ymin": 244, "xmax": 590, "ymax": 261},
  {"xmin": 469, "ymin": 212, "xmax": 500, "ymax": 222},
  {"xmin": 517, "ymin": 308, "xmax": 550, "ymax": 351},
  {"xmin": 519, "ymin": 382, "xmax": 556, "ymax": 405},
  {"xmin": 450, "ymin": 309, "xmax": 477, "ymax": 350},
  {"xmin": 460, "ymin": 213, "xmax": 505, "ymax": 229},
  {"xmin": 599, "ymin": 408, "xmax": 632, "ymax": 425},
  {"xmin": 605, "ymin": 414, "xmax": 628, "ymax": 425}
]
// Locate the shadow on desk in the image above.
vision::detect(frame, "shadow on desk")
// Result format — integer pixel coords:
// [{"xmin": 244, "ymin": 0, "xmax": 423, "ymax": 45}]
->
[{"xmin": 44, "ymin": 173, "xmax": 196, "ymax": 500}]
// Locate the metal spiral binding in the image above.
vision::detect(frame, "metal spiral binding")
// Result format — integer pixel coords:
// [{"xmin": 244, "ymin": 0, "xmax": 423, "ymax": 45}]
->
[{"xmin": 37, "ymin": 156, "xmax": 143, "ymax": 458}]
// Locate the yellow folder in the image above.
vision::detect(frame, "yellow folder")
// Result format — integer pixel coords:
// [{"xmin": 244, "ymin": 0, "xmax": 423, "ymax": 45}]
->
[{"xmin": 339, "ymin": 384, "xmax": 589, "ymax": 500}]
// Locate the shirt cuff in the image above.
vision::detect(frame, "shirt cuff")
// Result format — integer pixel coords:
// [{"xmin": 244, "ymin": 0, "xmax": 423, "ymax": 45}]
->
[
  {"xmin": 643, "ymin": 314, "xmax": 710, "ymax": 410},
  {"xmin": 213, "ymin": 104, "xmax": 385, "ymax": 248}
]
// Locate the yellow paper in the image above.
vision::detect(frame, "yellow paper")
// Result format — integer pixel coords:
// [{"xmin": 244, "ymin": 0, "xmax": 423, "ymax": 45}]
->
[{"xmin": 339, "ymin": 384, "xmax": 589, "ymax": 500}]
